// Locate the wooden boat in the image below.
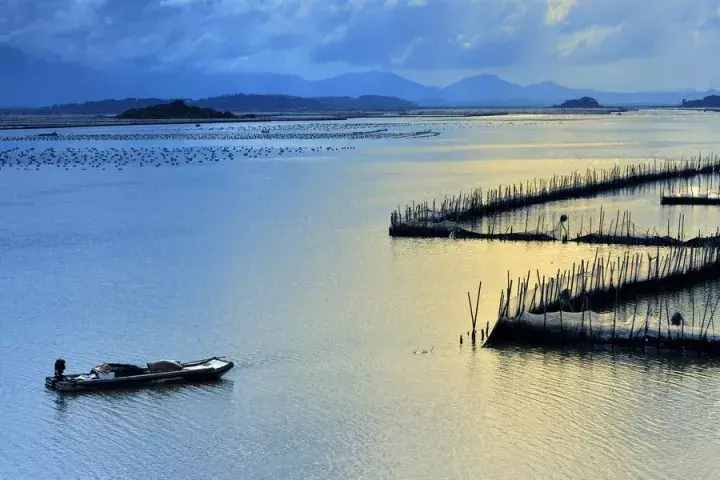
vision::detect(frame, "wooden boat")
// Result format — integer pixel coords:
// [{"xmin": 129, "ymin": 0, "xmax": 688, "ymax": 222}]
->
[{"xmin": 45, "ymin": 357, "xmax": 233, "ymax": 392}]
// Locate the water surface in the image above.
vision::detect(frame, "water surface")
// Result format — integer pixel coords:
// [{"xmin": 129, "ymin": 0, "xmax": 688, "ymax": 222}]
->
[{"xmin": 2, "ymin": 110, "xmax": 720, "ymax": 479}]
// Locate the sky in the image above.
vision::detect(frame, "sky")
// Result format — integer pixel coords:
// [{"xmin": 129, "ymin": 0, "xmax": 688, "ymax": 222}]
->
[{"xmin": 2, "ymin": 0, "xmax": 720, "ymax": 99}]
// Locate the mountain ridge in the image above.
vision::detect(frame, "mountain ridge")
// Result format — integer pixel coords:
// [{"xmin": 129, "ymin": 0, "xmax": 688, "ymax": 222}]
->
[
  {"xmin": 1, "ymin": 93, "xmax": 417, "ymax": 115},
  {"xmin": 1, "ymin": 44, "xmax": 718, "ymax": 109}
]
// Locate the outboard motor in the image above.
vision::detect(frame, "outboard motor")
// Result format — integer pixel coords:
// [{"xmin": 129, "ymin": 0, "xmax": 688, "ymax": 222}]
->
[{"xmin": 54, "ymin": 358, "xmax": 66, "ymax": 379}]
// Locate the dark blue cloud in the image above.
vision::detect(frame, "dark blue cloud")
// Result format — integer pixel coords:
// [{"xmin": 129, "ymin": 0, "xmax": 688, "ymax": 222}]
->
[
  {"xmin": 2, "ymin": 0, "xmax": 720, "ymax": 100},
  {"xmin": 312, "ymin": 1, "xmax": 543, "ymax": 69}
]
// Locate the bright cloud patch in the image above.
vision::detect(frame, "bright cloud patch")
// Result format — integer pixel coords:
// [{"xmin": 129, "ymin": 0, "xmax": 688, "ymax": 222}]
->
[
  {"xmin": 545, "ymin": 0, "xmax": 576, "ymax": 25},
  {"xmin": 556, "ymin": 24, "xmax": 623, "ymax": 57}
]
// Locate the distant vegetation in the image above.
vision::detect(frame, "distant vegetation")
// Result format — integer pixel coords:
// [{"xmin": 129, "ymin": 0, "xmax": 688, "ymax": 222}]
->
[
  {"xmin": 556, "ymin": 97, "xmax": 601, "ymax": 108},
  {"xmin": 681, "ymin": 95, "xmax": 720, "ymax": 108},
  {"xmin": 4, "ymin": 93, "xmax": 416, "ymax": 115},
  {"xmin": 5, "ymin": 98, "xmax": 168, "ymax": 115},
  {"xmin": 117, "ymin": 100, "xmax": 236, "ymax": 119}
]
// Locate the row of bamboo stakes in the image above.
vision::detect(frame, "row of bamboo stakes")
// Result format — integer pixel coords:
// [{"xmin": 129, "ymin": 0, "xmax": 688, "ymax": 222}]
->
[
  {"xmin": 481, "ymin": 246, "xmax": 720, "ymax": 347},
  {"xmin": 399, "ymin": 204, "xmax": 720, "ymax": 247},
  {"xmin": 391, "ymin": 154, "xmax": 720, "ymax": 228},
  {"xmin": 487, "ymin": 207, "xmax": 708, "ymax": 244}
]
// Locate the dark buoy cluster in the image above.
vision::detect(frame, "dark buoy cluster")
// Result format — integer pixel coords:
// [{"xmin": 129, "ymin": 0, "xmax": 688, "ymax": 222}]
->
[
  {"xmin": 0, "ymin": 120, "xmax": 446, "ymax": 172},
  {"xmin": 0, "ymin": 120, "xmax": 448, "ymax": 172},
  {"xmin": 0, "ymin": 144, "xmax": 354, "ymax": 171},
  {"xmin": 1, "ymin": 122, "xmax": 440, "ymax": 143}
]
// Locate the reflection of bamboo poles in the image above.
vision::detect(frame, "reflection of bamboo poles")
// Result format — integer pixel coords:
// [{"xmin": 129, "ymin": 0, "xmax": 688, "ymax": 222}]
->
[
  {"xmin": 391, "ymin": 154, "xmax": 720, "ymax": 231},
  {"xmin": 662, "ymin": 173, "xmax": 720, "ymax": 199}
]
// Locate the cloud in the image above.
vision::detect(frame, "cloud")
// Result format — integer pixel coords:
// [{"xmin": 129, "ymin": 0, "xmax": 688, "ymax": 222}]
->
[
  {"xmin": 2, "ymin": 0, "xmax": 720, "ymax": 90},
  {"xmin": 545, "ymin": 0, "xmax": 576, "ymax": 25},
  {"xmin": 311, "ymin": 1, "xmax": 542, "ymax": 69},
  {"xmin": 555, "ymin": 24, "xmax": 622, "ymax": 57}
]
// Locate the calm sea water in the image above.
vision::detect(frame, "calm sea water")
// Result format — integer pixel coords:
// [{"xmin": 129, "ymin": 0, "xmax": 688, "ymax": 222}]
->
[{"xmin": 3, "ymin": 110, "xmax": 720, "ymax": 479}]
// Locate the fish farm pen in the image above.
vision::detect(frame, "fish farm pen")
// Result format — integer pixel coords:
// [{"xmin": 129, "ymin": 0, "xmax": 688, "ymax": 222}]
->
[
  {"xmin": 390, "ymin": 154, "xmax": 720, "ymax": 234},
  {"xmin": 392, "ymin": 205, "xmax": 720, "ymax": 248},
  {"xmin": 394, "ymin": 153, "xmax": 720, "ymax": 354},
  {"xmin": 483, "ymin": 246, "xmax": 720, "ymax": 352}
]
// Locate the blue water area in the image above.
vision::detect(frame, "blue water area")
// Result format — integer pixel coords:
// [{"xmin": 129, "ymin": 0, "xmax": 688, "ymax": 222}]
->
[{"xmin": 3, "ymin": 111, "xmax": 720, "ymax": 479}]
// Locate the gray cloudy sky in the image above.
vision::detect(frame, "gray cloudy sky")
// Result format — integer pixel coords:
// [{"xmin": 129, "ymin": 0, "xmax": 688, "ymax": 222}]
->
[{"xmin": 2, "ymin": 0, "xmax": 720, "ymax": 90}]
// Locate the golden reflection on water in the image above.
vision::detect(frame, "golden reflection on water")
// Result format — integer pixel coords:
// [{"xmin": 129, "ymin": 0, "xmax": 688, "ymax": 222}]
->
[
  {"xmin": 388, "ymin": 237, "xmax": 642, "ymax": 338},
  {"xmin": 420, "ymin": 141, "xmax": 628, "ymax": 152},
  {"xmin": 303, "ymin": 111, "xmax": 720, "ymax": 478},
  {"xmin": 366, "ymin": 114, "xmax": 720, "ymax": 342}
]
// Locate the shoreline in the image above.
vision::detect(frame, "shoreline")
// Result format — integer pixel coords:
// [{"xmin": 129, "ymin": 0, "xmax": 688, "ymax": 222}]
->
[{"xmin": 0, "ymin": 107, "xmax": 633, "ymax": 132}]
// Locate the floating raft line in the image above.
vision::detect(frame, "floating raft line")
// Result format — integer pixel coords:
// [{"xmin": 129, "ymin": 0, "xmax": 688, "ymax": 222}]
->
[
  {"xmin": 487, "ymin": 310, "xmax": 720, "ymax": 352},
  {"xmin": 1, "ymin": 128, "xmax": 440, "ymax": 142},
  {"xmin": 389, "ymin": 221, "xmax": 555, "ymax": 241},
  {"xmin": 390, "ymin": 220, "xmax": 720, "ymax": 248},
  {"xmin": 661, "ymin": 195, "xmax": 720, "ymax": 205}
]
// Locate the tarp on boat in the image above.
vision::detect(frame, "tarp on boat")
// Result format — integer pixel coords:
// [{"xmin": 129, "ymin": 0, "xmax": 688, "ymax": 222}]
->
[{"xmin": 147, "ymin": 360, "xmax": 182, "ymax": 372}]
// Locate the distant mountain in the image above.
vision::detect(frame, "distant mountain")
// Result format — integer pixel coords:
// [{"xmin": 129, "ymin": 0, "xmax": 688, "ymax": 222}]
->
[
  {"xmin": 442, "ymin": 74, "xmax": 521, "ymax": 104},
  {"xmin": 584, "ymin": 89, "xmax": 720, "ymax": 107},
  {"xmin": 681, "ymin": 95, "xmax": 720, "ymax": 108},
  {"xmin": 1, "ymin": 93, "xmax": 416, "ymax": 115},
  {"xmin": 556, "ymin": 97, "xmax": 601, "ymax": 108},
  {"xmin": 195, "ymin": 93, "xmax": 416, "ymax": 112},
  {"xmin": 1, "ymin": 45, "xmax": 719, "ymax": 108},
  {"xmin": 310, "ymin": 71, "xmax": 439, "ymax": 102},
  {"xmin": 6, "ymin": 98, "xmax": 168, "ymax": 115},
  {"xmin": 118, "ymin": 100, "xmax": 236, "ymax": 119},
  {"xmin": 312, "ymin": 94, "xmax": 416, "ymax": 110},
  {"xmin": 292, "ymin": 72, "xmax": 719, "ymax": 107}
]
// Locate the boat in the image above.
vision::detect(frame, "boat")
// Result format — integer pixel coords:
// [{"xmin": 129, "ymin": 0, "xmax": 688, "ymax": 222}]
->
[{"xmin": 45, "ymin": 356, "xmax": 234, "ymax": 392}]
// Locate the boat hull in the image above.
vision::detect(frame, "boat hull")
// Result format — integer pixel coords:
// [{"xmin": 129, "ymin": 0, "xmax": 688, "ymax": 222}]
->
[{"xmin": 45, "ymin": 357, "xmax": 233, "ymax": 392}]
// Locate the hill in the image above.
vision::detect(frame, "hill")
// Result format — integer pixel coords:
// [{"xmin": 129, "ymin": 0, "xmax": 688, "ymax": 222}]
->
[
  {"xmin": 3, "ymin": 93, "xmax": 416, "ymax": 115},
  {"xmin": 2, "ymin": 43, "xmax": 719, "ymax": 108},
  {"xmin": 681, "ymin": 95, "xmax": 720, "ymax": 108},
  {"xmin": 442, "ymin": 74, "xmax": 520, "ymax": 105},
  {"xmin": 4, "ymin": 98, "xmax": 168, "ymax": 115},
  {"xmin": 556, "ymin": 97, "xmax": 601, "ymax": 108},
  {"xmin": 117, "ymin": 100, "xmax": 236, "ymax": 119},
  {"xmin": 309, "ymin": 71, "xmax": 437, "ymax": 103}
]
